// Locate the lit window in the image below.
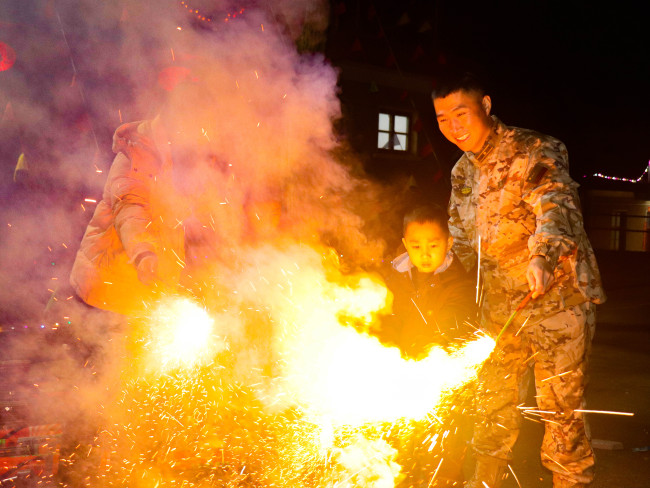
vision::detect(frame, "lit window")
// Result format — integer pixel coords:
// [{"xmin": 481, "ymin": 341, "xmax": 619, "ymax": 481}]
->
[{"xmin": 378, "ymin": 112, "xmax": 409, "ymax": 151}]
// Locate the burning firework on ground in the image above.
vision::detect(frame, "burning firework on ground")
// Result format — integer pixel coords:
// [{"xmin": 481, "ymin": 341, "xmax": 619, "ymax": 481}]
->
[{"xmin": 65, "ymin": 243, "xmax": 494, "ymax": 488}]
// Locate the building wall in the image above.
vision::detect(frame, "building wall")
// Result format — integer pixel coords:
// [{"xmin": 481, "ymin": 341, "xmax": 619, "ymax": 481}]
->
[
  {"xmin": 583, "ymin": 189, "xmax": 650, "ymax": 252},
  {"xmin": 335, "ymin": 61, "xmax": 457, "ymax": 194}
]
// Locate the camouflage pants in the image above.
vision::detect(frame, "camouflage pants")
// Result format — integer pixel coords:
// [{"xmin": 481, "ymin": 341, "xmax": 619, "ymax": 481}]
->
[{"xmin": 472, "ymin": 302, "xmax": 596, "ymax": 484}]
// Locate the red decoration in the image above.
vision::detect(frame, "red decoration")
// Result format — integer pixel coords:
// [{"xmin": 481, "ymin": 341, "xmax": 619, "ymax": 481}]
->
[
  {"xmin": 0, "ymin": 42, "xmax": 16, "ymax": 71},
  {"xmin": 418, "ymin": 21, "xmax": 433, "ymax": 33},
  {"xmin": 397, "ymin": 12, "xmax": 411, "ymax": 26},
  {"xmin": 410, "ymin": 45, "xmax": 425, "ymax": 62},
  {"xmin": 419, "ymin": 143, "xmax": 433, "ymax": 158},
  {"xmin": 350, "ymin": 38, "xmax": 363, "ymax": 53},
  {"xmin": 412, "ymin": 117, "xmax": 423, "ymax": 133}
]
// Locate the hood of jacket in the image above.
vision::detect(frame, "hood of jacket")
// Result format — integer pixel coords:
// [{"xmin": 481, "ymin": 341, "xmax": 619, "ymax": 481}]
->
[{"xmin": 392, "ymin": 250, "xmax": 454, "ymax": 277}]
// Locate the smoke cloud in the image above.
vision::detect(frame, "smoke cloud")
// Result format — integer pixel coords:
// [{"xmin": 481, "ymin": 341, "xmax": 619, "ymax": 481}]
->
[
  {"xmin": 1, "ymin": 0, "xmax": 384, "ymax": 325},
  {"xmin": 0, "ymin": 2, "xmax": 464, "ymax": 486},
  {"xmin": 1, "ymin": 0, "xmax": 388, "ymax": 460}
]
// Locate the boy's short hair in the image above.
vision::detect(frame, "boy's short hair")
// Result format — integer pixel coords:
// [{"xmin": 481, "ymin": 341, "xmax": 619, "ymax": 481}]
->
[
  {"xmin": 431, "ymin": 70, "xmax": 488, "ymax": 101},
  {"xmin": 403, "ymin": 204, "xmax": 449, "ymax": 237}
]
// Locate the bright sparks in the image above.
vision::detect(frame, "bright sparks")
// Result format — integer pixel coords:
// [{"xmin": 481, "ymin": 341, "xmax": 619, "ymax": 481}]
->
[
  {"xmin": 283, "ymin": 331, "xmax": 494, "ymax": 427},
  {"xmin": 228, "ymin": 244, "xmax": 495, "ymax": 427},
  {"xmin": 91, "ymin": 245, "xmax": 495, "ymax": 487},
  {"xmin": 143, "ymin": 297, "xmax": 219, "ymax": 372}
]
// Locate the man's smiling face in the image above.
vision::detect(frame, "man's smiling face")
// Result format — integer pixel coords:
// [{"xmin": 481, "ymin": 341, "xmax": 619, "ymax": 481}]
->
[{"xmin": 434, "ymin": 89, "xmax": 493, "ymax": 154}]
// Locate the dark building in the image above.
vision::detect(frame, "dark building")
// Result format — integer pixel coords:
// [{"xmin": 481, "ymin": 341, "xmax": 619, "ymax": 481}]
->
[
  {"xmin": 581, "ymin": 172, "xmax": 650, "ymax": 252},
  {"xmin": 324, "ymin": 0, "xmax": 458, "ymax": 207},
  {"xmin": 322, "ymin": 0, "xmax": 650, "ymax": 254}
]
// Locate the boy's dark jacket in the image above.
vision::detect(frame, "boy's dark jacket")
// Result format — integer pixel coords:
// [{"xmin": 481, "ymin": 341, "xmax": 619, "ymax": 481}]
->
[{"xmin": 378, "ymin": 251, "xmax": 477, "ymax": 359}]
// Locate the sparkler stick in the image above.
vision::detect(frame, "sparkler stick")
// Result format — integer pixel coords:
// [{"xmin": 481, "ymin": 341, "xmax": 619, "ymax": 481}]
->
[
  {"xmin": 575, "ymin": 409, "xmax": 634, "ymax": 416},
  {"xmin": 476, "ymin": 234, "xmax": 481, "ymax": 304},
  {"xmin": 494, "ymin": 291, "xmax": 534, "ymax": 343},
  {"xmin": 427, "ymin": 457, "xmax": 444, "ymax": 487},
  {"xmin": 543, "ymin": 453, "xmax": 571, "ymax": 473},
  {"xmin": 519, "ymin": 406, "xmax": 634, "ymax": 417},
  {"xmin": 507, "ymin": 463, "xmax": 522, "ymax": 488}
]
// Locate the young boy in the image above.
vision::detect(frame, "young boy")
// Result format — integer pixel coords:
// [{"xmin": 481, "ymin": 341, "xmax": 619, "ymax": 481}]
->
[
  {"xmin": 379, "ymin": 204, "xmax": 478, "ymax": 488},
  {"xmin": 381, "ymin": 204, "xmax": 477, "ymax": 359}
]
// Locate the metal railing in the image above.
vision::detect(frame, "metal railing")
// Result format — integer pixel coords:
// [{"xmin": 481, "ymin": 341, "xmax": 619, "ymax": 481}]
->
[{"xmin": 585, "ymin": 213, "xmax": 650, "ymax": 251}]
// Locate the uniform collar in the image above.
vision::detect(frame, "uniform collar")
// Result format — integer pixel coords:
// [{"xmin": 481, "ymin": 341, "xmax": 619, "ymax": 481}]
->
[{"xmin": 466, "ymin": 116, "xmax": 506, "ymax": 165}]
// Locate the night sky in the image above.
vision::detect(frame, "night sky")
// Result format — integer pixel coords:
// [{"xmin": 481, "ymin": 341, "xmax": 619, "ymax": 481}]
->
[
  {"xmin": 2, "ymin": 1, "xmax": 648, "ymax": 183},
  {"xmin": 434, "ymin": 1, "xmax": 650, "ymax": 180}
]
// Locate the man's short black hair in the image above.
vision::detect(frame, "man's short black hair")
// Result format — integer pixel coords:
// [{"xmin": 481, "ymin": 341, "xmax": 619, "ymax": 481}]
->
[
  {"xmin": 431, "ymin": 70, "xmax": 488, "ymax": 101},
  {"xmin": 403, "ymin": 204, "xmax": 449, "ymax": 237}
]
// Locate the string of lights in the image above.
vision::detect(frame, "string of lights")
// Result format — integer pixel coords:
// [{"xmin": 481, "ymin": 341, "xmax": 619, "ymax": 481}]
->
[
  {"xmin": 590, "ymin": 162, "xmax": 649, "ymax": 183},
  {"xmin": 179, "ymin": 1, "xmax": 246, "ymax": 23}
]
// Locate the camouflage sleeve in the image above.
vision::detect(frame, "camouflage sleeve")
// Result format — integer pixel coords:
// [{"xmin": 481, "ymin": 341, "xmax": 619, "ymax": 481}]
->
[
  {"xmin": 448, "ymin": 192, "xmax": 477, "ymax": 272},
  {"xmin": 521, "ymin": 139, "xmax": 581, "ymax": 269}
]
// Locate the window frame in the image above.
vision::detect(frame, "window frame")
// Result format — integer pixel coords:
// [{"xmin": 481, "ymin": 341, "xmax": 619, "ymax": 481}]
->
[{"xmin": 377, "ymin": 111, "xmax": 411, "ymax": 153}]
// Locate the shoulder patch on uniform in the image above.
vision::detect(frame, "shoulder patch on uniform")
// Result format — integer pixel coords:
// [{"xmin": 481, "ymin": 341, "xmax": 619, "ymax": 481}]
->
[{"xmin": 526, "ymin": 163, "xmax": 549, "ymax": 185}]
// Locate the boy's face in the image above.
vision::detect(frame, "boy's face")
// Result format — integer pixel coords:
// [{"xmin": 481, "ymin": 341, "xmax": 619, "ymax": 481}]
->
[{"xmin": 402, "ymin": 221, "xmax": 452, "ymax": 274}]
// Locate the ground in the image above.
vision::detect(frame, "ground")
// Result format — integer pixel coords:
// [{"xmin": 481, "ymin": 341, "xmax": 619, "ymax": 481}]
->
[{"xmin": 1, "ymin": 252, "xmax": 648, "ymax": 487}]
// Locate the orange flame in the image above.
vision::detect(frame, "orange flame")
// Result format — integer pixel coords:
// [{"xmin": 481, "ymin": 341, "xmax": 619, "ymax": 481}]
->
[
  {"xmin": 216, "ymin": 244, "xmax": 494, "ymax": 428},
  {"xmin": 103, "ymin": 244, "xmax": 494, "ymax": 487}
]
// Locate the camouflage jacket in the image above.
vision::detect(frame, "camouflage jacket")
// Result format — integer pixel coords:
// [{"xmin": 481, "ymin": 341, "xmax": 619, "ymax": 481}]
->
[{"xmin": 448, "ymin": 117, "xmax": 606, "ymax": 330}]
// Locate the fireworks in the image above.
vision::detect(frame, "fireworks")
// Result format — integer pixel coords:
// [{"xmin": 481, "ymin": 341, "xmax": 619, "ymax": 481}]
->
[
  {"xmin": 72, "ymin": 244, "xmax": 494, "ymax": 487},
  {"xmin": 137, "ymin": 297, "xmax": 224, "ymax": 373}
]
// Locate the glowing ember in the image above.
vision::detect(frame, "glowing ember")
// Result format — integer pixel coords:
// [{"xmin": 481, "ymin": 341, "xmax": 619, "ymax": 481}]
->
[{"xmin": 141, "ymin": 297, "xmax": 223, "ymax": 372}]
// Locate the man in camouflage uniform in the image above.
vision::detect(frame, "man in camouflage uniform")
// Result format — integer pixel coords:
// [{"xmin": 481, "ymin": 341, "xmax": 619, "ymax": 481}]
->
[{"xmin": 432, "ymin": 72, "xmax": 606, "ymax": 488}]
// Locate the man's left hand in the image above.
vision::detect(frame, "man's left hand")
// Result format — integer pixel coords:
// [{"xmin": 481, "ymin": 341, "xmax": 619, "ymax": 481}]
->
[{"xmin": 526, "ymin": 256, "xmax": 555, "ymax": 298}]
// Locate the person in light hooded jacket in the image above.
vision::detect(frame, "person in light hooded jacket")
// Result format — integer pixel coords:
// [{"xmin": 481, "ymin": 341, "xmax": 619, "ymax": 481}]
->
[{"xmin": 70, "ymin": 78, "xmax": 220, "ymax": 317}]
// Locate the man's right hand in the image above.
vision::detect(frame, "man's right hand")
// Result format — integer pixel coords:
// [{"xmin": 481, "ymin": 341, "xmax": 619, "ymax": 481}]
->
[
  {"xmin": 526, "ymin": 255, "xmax": 554, "ymax": 299},
  {"xmin": 136, "ymin": 253, "xmax": 158, "ymax": 285}
]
